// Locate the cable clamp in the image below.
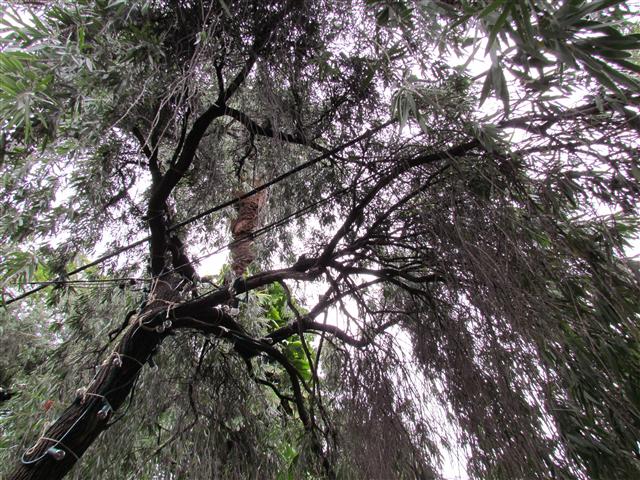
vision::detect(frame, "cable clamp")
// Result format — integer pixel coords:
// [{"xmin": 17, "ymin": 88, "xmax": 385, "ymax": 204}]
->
[
  {"xmin": 97, "ymin": 399, "xmax": 113, "ymax": 421},
  {"xmin": 155, "ymin": 319, "xmax": 172, "ymax": 333}
]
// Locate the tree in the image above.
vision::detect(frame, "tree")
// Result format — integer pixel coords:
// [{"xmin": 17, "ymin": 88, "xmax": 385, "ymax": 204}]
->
[{"xmin": 1, "ymin": 0, "xmax": 639, "ymax": 478}]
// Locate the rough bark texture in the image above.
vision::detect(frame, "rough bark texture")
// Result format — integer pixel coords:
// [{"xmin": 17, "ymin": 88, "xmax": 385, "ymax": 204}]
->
[
  {"xmin": 7, "ymin": 280, "xmax": 184, "ymax": 480},
  {"xmin": 9, "ymin": 330, "xmax": 160, "ymax": 480},
  {"xmin": 229, "ymin": 186, "xmax": 267, "ymax": 277},
  {"xmin": 7, "ymin": 270, "xmax": 257, "ymax": 480}
]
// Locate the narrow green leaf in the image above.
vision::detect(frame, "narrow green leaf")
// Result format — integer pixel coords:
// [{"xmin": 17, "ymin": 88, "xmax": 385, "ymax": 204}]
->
[
  {"xmin": 479, "ymin": 70, "xmax": 494, "ymax": 107},
  {"xmin": 478, "ymin": 0, "xmax": 507, "ymax": 18},
  {"xmin": 608, "ymin": 58, "xmax": 640, "ymax": 73},
  {"xmin": 594, "ymin": 49, "xmax": 632, "ymax": 60},
  {"xmin": 485, "ymin": 3, "xmax": 512, "ymax": 54}
]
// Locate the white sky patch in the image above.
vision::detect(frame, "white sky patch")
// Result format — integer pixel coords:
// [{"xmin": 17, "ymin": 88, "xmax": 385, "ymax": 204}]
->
[{"xmin": 196, "ymin": 249, "xmax": 228, "ymax": 277}]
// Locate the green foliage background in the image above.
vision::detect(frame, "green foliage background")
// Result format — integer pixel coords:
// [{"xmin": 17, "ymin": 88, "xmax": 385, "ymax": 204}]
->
[{"xmin": 0, "ymin": 1, "xmax": 639, "ymax": 479}]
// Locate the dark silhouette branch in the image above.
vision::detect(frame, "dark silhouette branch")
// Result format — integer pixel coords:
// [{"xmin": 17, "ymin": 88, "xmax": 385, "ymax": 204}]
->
[
  {"xmin": 132, "ymin": 125, "xmax": 161, "ymax": 184},
  {"xmin": 218, "ymin": 1, "xmax": 296, "ymax": 105},
  {"xmin": 167, "ymin": 107, "xmax": 191, "ymax": 169},
  {"xmin": 144, "ymin": 4, "xmax": 299, "ymax": 276},
  {"xmin": 9, "ymin": 297, "xmax": 303, "ymax": 479},
  {"xmin": 317, "ymin": 139, "xmax": 480, "ymax": 265},
  {"xmin": 224, "ymin": 106, "xmax": 328, "ymax": 152}
]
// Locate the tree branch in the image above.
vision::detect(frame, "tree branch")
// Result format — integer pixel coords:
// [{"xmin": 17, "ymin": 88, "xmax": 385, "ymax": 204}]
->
[
  {"xmin": 144, "ymin": 4, "xmax": 302, "ymax": 277},
  {"xmin": 224, "ymin": 106, "xmax": 328, "ymax": 152},
  {"xmin": 317, "ymin": 139, "xmax": 480, "ymax": 266},
  {"xmin": 132, "ymin": 126, "xmax": 161, "ymax": 184}
]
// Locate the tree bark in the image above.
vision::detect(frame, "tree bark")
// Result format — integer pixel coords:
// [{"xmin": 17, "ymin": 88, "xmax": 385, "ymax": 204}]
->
[
  {"xmin": 230, "ymin": 185, "xmax": 267, "ymax": 277},
  {"xmin": 7, "ymin": 268, "xmax": 256, "ymax": 480},
  {"xmin": 7, "ymin": 278, "xmax": 192, "ymax": 480},
  {"xmin": 8, "ymin": 323, "xmax": 161, "ymax": 480}
]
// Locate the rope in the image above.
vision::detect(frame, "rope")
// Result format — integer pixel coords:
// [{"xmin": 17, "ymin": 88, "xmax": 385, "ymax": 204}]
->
[
  {"xmin": 24, "ymin": 436, "xmax": 80, "ymax": 462},
  {"xmin": 159, "ymin": 163, "xmax": 396, "ymax": 279},
  {"xmin": 21, "ymin": 407, "xmax": 90, "ymax": 465},
  {"xmin": 103, "ymin": 352, "xmax": 145, "ymax": 369}
]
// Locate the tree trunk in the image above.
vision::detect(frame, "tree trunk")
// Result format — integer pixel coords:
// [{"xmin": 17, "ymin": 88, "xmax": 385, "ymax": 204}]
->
[
  {"xmin": 8, "ymin": 272, "xmax": 242, "ymax": 480},
  {"xmin": 6, "ymin": 278, "xmax": 191, "ymax": 480},
  {"xmin": 9, "ymin": 324, "xmax": 161, "ymax": 480},
  {"xmin": 230, "ymin": 186, "xmax": 267, "ymax": 277}
]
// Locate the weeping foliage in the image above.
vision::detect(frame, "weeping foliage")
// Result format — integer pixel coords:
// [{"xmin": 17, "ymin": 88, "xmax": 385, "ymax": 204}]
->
[{"xmin": 1, "ymin": 1, "xmax": 640, "ymax": 479}]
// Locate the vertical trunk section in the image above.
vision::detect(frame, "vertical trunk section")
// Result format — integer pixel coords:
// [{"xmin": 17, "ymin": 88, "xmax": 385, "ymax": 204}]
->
[
  {"xmin": 229, "ymin": 185, "xmax": 267, "ymax": 277},
  {"xmin": 8, "ymin": 279, "xmax": 184, "ymax": 480}
]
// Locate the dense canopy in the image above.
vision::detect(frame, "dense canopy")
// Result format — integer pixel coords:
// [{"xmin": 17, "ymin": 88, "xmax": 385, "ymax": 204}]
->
[{"xmin": 1, "ymin": 1, "xmax": 640, "ymax": 479}]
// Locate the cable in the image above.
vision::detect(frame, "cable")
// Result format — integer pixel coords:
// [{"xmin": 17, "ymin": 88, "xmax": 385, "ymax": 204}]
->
[
  {"xmin": 9, "ymin": 163, "xmax": 392, "ymax": 299},
  {"xmin": 11, "ymin": 277, "xmax": 150, "ymax": 287},
  {"xmin": 17, "ymin": 164, "xmax": 398, "ymax": 465},
  {"xmin": 20, "ymin": 342, "xmax": 153, "ymax": 465},
  {"xmin": 4, "ymin": 240, "xmax": 152, "ymax": 305},
  {"xmin": 14, "ymin": 164, "xmax": 388, "ymax": 294},
  {"xmin": 169, "ymin": 122, "xmax": 391, "ymax": 232},
  {"xmin": 160, "ymin": 164, "xmax": 394, "ymax": 279},
  {"xmin": 20, "ymin": 399, "xmax": 92, "ymax": 465},
  {"xmin": 4, "ymin": 122, "xmax": 392, "ymax": 306}
]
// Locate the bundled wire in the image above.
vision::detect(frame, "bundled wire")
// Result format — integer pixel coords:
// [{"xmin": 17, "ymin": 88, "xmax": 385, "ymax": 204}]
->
[
  {"xmin": 3, "ymin": 122, "xmax": 392, "ymax": 305},
  {"xmin": 4, "ymin": 160, "xmax": 394, "ymax": 301}
]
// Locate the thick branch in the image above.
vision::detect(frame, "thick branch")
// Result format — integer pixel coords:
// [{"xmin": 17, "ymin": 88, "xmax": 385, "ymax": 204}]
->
[
  {"xmin": 132, "ymin": 126, "xmax": 161, "ymax": 184},
  {"xmin": 317, "ymin": 139, "xmax": 480, "ymax": 265},
  {"xmin": 9, "ymin": 300, "xmax": 261, "ymax": 480},
  {"xmin": 224, "ymin": 106, "xmax": 327, "ymax": 152},
  {"xmin": 174, "ymin": 265, "xmax": 323, "ymax": 316},
  {"xmin": 328, "ymin": 261, "xmax": 444, "ymax": 285},
  {"xmin": 167, "ymin": 234, "xmax": 198, "ymax": 285},
  {"xmin": 145, "ymin": 6, "xmax": 297, "ymax": 275},
  {"xmin": 268, "ymin": 315, "xmax": 399, "ymax": 349},
  {"xmin": 9, "ymin": 319, "xmax": 163, "ymax": 480}
]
